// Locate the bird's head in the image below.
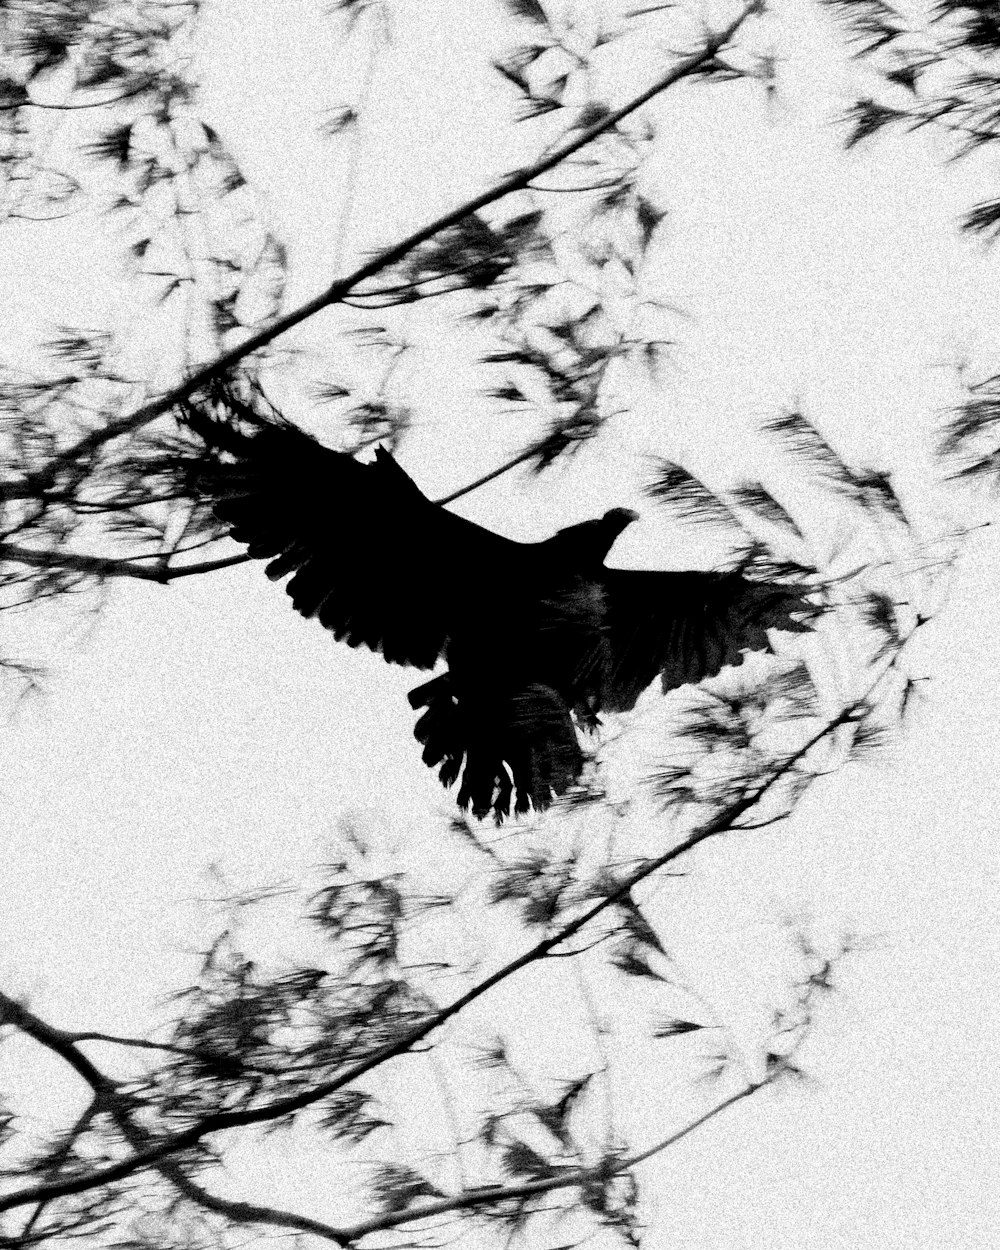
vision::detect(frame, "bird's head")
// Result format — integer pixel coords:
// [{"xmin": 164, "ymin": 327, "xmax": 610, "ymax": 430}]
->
[
  {"xmin": 547, "ymin": 507, "xmax": 638, "ymax": 567},
  {"xmin": 600, "ymin": 507, "xmax": 639, "ymax": 536}
]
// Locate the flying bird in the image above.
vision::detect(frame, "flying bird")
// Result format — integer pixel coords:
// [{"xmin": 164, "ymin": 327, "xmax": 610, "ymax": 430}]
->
[{"xmin": 184, "ymin": 395, "xmax": 812, "ymax": 821}]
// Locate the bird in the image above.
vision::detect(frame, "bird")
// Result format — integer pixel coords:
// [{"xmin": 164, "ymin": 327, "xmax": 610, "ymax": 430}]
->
[{"xmin": 182, "ymin": 391, "xmax": 812, "ymax": 821}]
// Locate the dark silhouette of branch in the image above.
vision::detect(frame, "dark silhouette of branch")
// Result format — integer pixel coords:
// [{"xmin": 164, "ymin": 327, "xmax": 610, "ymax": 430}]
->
[
  {"xmin": 1, "ymin": 960, "xmax": 829, "ymax": 1244},
  {"xmin": 0, "ymin": 688, "xmax": 864, "ymax": 1219},
  {"xmin": 61, "ymin": 1030, "xmax": 311, "ymax": 1075},
  {"xmin": 158, "ymin": 553, "xmax": 253, "ymax": 578},
  {"xmin": 2, "ymin": 0, "xmax": 763, "ymax": 504},
  {"xmin": 0, "ymin": 71, "xmax": 160, "ymax": 113},
  {"xmin": 342, "ymin": 1065, "xmax": 789, "ymax": 1239},
  {"xmin": 127, "ymin": 1161, "xmax": 351, "ymax": 1247},
  {"xmin": 17, "ymin": 1101, "xmax": 101, "ymax": 1241},
  {"xmin": 0, "ymin": 991, "xmax": 352, "ymax": 1244},
  {"xmin": 434, "ymin": 447, "xmax": 541, "ymax": 504},
  {"xmin": 0, "ymin": 542, "xmax": 251, "ymax": 582},
  {"xmin": 0, "ymin": 996, "xmax": 117, "ymax": 1100}
]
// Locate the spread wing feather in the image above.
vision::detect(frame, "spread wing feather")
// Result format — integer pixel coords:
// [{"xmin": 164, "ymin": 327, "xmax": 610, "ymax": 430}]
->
[
  {"xmin": 186, "ymin": 405, "xmax": 521, "ymax": 669},
  {"xmin": 598, "ymin": 570, "xmax": 812, "ymax": 712}
]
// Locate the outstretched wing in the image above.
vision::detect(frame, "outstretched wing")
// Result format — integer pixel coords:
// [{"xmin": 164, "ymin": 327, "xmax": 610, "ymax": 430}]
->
[
  {"xmin": 186, "ymin": 404, "xmax": 521, "ymax": 669},
  {"xmin": 597, "ymin": 570, "xmax": 813, "ymax": 712}
]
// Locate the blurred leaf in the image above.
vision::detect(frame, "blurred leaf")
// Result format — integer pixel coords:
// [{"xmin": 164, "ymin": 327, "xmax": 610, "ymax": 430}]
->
[
  {"xmin": 615, "ymin": 890, "xmax": 666, "ymax": 954},
  {"xmin": 763, "ymin": 409, "xmax": 855, "ymax": 491},
  {"xmin": 644, "ymin": 460, "xmax": 741, "ymax": 528},
  {"xmin": 635, "ymin": 194, "xmax": 666, "ymax": 249},
  {"xmin": 845, "ymin": 711, "xmax": 891, "ymax": 762},
  {"xmin": 842, "ymin": 98, "xmax": 908, "ymax": 147},
  {"xmin": 819, "ymin": 0, "xmax": 905, "ymax": 53},
  {"xmin": 487, "ymin": 383, "xmax": 530, "ymax": 403},
  {"xmin": 502, "ymin": 1140, "xmax": 556, "ymax": 1179},
  {"xmin": 494, "ymin": 57, "xmax": 530, "ymax": 92},
  {"xmin": 652, "ymin": 1018, "xmax": 705, "ymax": 1038},
  {"xmin": 320, "ymin": 105, "xmax": 359, "ymax": 136},
  {"xmin": 730, "ymin": 481, "xmax": 804, "ymax": 538},
  {"xmin": 319, "ymin": 1089, "xmax": 391, "ymax": 1143},
  {"xmin": 0, "ymin": 75, "xmax": 29, "ymax": 108},
  {"xmin": 850, "ymin": 468, "xmax": 907, "ymax": 521},
  {"xmin": 575, "ymin": 101, "xmax": 614, "ymax": 131},
  {"xmin": 369, "ymin": 1163, "xmax": 443, "ymax": 1214},
  {"xmin": 962, "ymin": 197, "xmax": 1000, "ymax": 239},
  {"xmin": 610, "ymin": 941, "xmax": 665, "ymax": 981},
  {"xmin": 886, "ymin": 63, "xmax": 919, "ymax": 92},
  {"xmin": 44, "ymin": 327, "xmax": 112, "ymax": 371},
  {"xmin": 523, "ymin": 405, "xmax": 606, "ymax": 471},
  {"xmin": 84, "ymin": 122, "xmax": 134, "ymax": 168},
  {"xmin": 503, "ymin": 0, "xmax": 549, "ymax": 24}
]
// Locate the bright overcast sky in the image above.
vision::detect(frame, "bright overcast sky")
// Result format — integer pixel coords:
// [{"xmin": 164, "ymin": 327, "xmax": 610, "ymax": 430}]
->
[{"xmin": 3, "ymin": 0, "xmax": 1000, "ymax": 1245}]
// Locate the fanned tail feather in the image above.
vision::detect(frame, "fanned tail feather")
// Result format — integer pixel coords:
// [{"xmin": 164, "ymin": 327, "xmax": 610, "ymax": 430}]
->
[{"xmin": 408, "ymin": 676, "xmax": 582, "ymax": 821}]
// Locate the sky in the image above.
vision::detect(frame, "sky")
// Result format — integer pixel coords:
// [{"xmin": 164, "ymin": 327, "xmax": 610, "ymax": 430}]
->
[{"xmin": 3, "ymin": 0, "xmax": 1000, "ymax": 1246}]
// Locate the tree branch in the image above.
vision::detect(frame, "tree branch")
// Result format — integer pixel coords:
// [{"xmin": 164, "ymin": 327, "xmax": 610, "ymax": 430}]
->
[
  {"xmin": 0, "ymin": 995, "xmax": 118, "ymax": 1100},
  {"xmin": 0, "ymin": 691, "xmax": 858, "ymax": 1219},
  {"xmin": 2, "ymin": 0, "xmax": 763, "ymax": 502},
  {"xmin": 0, "ymin": 990, "xmax": 794, "ymax": 1245},
  {"xmin": 0, "ymin": 71, "xmax": 160, "ymax": 113},
  {"xmin": 434, "ymin": 447, "xmax": 540, "ymax": 505},
  {"xmin": 131, "ymin": 1161, "xmax": 351, "ymax": 1247},
  {"xmin": 0, "ymin": 992, "xmax": 351, "ymax": 1244},
  {"xmin": 342, "ymin": 1072, "xmax": 783, "ymax": 1240},
  {"xmin": 0, "ymin": 542, "xmax": 251, "ymax": 583}
]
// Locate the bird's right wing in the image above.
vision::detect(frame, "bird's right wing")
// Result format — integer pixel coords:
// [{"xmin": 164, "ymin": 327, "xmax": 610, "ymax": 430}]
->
[
  {"xmin": 597, "ymin": 570, "xmax": 814, "ymax": 712},
  {"xmin": 185, "ymin": 402, "xmax": 521, "ymax": 669}
]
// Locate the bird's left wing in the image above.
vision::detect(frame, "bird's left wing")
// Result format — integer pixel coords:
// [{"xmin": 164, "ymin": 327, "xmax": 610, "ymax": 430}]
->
[
  {"xmin": 596, "ymin": 570, "xmax": 813, "ymax": 713},
  {"xmin": 186, "ymin": 404, "xmax": 522, "ymax": 669}
]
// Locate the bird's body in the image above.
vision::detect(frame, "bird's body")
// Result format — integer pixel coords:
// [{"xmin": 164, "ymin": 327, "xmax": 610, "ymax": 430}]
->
[{"xmin": 186, "ymin": 397, "xmax": 811, "ymax": 819}]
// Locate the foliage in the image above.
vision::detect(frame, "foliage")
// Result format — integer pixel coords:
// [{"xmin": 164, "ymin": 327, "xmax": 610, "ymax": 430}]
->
[
  {"xmin": 821, "ymin": 0, "xmax": 1000, "ymax": 489},
  {"xmin": 1, "ymin": 831, "xmax": 861, "ymax": 1247},
  {"xmin": 0, "ymin": 0, "xmax": 756, "ymax": 624},
  {"xmin": 0, "ymin": 0, "xmax": 983, "ymax": 1247}
]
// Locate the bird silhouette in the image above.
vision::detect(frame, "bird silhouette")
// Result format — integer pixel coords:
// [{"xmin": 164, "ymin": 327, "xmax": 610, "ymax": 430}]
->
[{"xmin": 184, "ymin": 391, "xmax": 812, "ymax": 820}]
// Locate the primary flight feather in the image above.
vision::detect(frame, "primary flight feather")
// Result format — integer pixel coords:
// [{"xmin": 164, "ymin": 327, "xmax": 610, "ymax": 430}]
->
[{"xmin": 184, "ymin": 395, "xmax": 811, "ymax": 820}]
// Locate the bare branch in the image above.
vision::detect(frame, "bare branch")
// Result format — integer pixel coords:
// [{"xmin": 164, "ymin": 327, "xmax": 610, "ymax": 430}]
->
[
  {"xmin": 434, "ymin": 448, "xmax": 540, "ymax": 505},
  {"xmin": 2, "ymin": 0, "xmax": 764, "ymax": 502},
  {"xmin": 0, "ymin": 543, "xmax": 251, "ymax": 583},
  {"xmin": 0, "ymin": 690, "xmax": 859, "ymax": 1218}
]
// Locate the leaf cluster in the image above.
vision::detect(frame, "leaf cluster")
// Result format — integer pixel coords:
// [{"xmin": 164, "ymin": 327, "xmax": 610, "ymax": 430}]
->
[{"xmin": 823, "ymin": 0, "xmax": 1000, "ymax": 169}]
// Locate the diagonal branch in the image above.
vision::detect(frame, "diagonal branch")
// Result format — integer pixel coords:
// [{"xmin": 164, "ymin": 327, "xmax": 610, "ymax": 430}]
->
[
  {"xmin": 0, "ymin": 542, "xmax": 251, "ymax": 583},
  {"xmin": 342, "ymin": 1065, "xmax": 787, "ymax": 1240},
  {"xmin": 3, "ymin": 1, "xmax": 763, "ymax": 503},
  {"xmin": 434, "ymin": 447, "xmax": 541, "ymax": 504},
  {"xmin": 0, "ymin": 997, "xmax": 803, "ymax": 1245},
  {"xmin": 0, "ymin": 992, "xmax": 351, "ymax": 1245},
  {"xmin": 124, "ymin": 1157, "xmax": 350, "ymax": 1247},
  {"xmin": 0, "ymin": 996, "xmax": 118, "ymax": 1100},
  {"xmin": 0, "ymin": 692, "xmax": 858, "ymax": 1219}
]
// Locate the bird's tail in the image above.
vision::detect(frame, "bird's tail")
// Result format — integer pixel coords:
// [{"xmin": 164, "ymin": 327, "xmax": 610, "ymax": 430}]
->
[{"xmin": 408, "ymin": 675, "xmax": 583, "ymax": 822}]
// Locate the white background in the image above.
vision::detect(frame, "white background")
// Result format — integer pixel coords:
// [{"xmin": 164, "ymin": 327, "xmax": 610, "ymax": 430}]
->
[{"xmin": 3, "ymin": 1, "xmax": 1000, "ymax": 1245}]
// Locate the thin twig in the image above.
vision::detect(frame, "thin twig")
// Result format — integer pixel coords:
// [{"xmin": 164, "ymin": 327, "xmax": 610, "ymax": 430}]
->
[
  {"xmin": 0, "ymin": 542, "xmax": 250, "ymax": 582},
  {"xmin": 434, "ymin": 448, "xmax": 541, "ymax": 505},
  {"xmin": 0, "ymin": 693, "xmax": 857, "ymax": 1217},
  {"xmin": 3, "ymin": 0, "xmax": 763, "ymax": 502}
]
